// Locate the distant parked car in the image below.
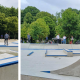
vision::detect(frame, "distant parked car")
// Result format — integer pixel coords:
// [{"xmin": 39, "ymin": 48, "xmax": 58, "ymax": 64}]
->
[{"xmin": 75, "ymin": 40, "xmax": 80, "ymax": 44}]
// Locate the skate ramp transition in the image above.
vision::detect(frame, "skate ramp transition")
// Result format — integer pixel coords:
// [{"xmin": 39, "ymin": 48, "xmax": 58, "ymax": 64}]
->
[
  {"xmin": 0, "ymin": 55, "xmax": 18, "ymax": 80},
  {"xmin": 21, "ymin": 43, "xmax": 80, "ymax": 49},
  {"xmin": 51, "ymin": 59, "xmax": 80, "ymax": 77},
  {"xmin": 21, "ymin": 75, "xmax": 57, "ymax": 80}
]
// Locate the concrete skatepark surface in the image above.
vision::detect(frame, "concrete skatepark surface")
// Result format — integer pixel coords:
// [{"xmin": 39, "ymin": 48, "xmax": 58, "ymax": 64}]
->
[
  {"xmin": 0, "ymin": 39, "xmax": 18, "ymax": 47},
  {"xmin": 21, "ymin": 43, "xmax": 80, "ymax": 80},
  {"xmin": 51, "ymin": 59, "xmax": 80, "ymax": 77},
  {"xmin": 0, "ymin": 40, "xmax": 18, "ymax": 80}
]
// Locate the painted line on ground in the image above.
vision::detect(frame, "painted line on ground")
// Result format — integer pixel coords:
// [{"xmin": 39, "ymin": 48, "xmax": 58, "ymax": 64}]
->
[{"xmin": 0, "ymin": 56, "xmax": 18, "ymax": 61}]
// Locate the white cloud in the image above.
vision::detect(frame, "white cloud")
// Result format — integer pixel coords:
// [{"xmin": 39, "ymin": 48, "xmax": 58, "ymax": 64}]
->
[
  {"xmin": 21, "ymin": 0, "xmax": 30, "ymax": 9},
  {"xmin": 21, "ymin": 0, "xmax": 29, "ymax": 4},
  {"xmin": 21, "ymin": 0, "xmax": 80, "ymax": 15},
  {"xmin": 0, "ymin": 0, "xmax": 18, "ymax": 8}
]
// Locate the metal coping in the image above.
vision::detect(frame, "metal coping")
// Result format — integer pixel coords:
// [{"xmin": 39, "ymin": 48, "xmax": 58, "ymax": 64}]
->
[
  {"xmin": 12, "ymin": 42, "xmax": 18, "ymax": 44},
  {"xmin": 63, "ymin": 48, "xmax": 73, "ymax": 52},
  {"xmin": 21, "ymin": 48, "xmax": 63, "ymax": 50},
  {"xmin": 27, "ymin": 52, "xmax": 34, "ymax": 56},
  {"xmin": 0, "ymin": 60, "xmax": 18, "ymax": 67},
  {"xmin": 0, "ymin": 46, "xmax": 18, "ymax": 47},
  {"xmin": 41, "ymin": 71, "xmax": 50, "ymax": 73},
  {"xmin": 73, "ymin": 53, "xmax": 80, "ymax": 54},
  {"xmin": 21, "ymin": 48, "xmax": 80, "ymax": 50},
  {"xmin": 69, "ymin": 49, "xmax": 80, "ymax": 50},
  {"xmin": 45, "ymin": 50, "xmax": 47, "ymax": 55}
]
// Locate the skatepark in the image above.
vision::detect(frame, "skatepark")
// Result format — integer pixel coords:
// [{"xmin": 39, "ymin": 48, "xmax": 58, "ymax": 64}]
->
[
  {"xmin": 0, "ymin": 39, "xmax": 18, "ymax": 47},
  {"xmin": 0, "ymin": 39, "xmax": 18, "ymax": 80},
  {"xmin": 21, "ymin": 43, "xmax": 80, "ymax": 80}
]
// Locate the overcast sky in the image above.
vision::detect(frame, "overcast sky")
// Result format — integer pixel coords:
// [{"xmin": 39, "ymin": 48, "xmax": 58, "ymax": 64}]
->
[
  {"xmin": 21, "ymin": 0, "xmax": 80, "ymax": 16},
  {"xmin": 0, "ymin": 0, "xmax": 18, "ymax": 8}
]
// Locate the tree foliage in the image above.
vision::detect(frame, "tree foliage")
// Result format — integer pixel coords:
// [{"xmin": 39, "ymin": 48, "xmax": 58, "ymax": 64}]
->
[
  {"xmin": 21, "ymin": 22, "xmax": 30, "ymax": 39},
  {"xmin": 0, "ymin": 5, "xmax": 18, "ymax": 39},
  {"xmin": 28, "ymin": 18, "xmax": 50, "ymax": 40},
  {"xmin": 21, "ymin": 6, "xmax": 40, "ymax": 24},
  {"xmin": 21, "ymin": 6, "xmax": 80, "ymax": 43},
  {"xmin": 43, "ymin": 16, "xmax": 56, "ymax": 39},
  {"xmin": 62, "ymin": 8, "xmax": 79, "ymax": 41}
]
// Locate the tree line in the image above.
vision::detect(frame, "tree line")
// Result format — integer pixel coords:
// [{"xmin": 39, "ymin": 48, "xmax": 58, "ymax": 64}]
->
[
  {"xmin": 21, "ymin": 6, "xmax": 80, "ymax": 43},
  {"xmin": 0, "ymin": 5, "xmax": 18, "ymax": 39}
]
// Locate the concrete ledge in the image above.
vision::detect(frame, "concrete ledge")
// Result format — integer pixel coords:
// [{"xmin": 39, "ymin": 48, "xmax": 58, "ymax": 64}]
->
[
  {"xmin": 45, "ymin": 50, "xmax": 67, "ymax": 57},
  {"xmin": 45, "ymin": 50, "xmax": 47, "ymax": 56},
  {"xmin": 63, "ymin": 49, "xmax": 73, "ymax": 57},
  {"xmin": 73, "ymin": 53, "xmax": 80, "ymax": 56}
]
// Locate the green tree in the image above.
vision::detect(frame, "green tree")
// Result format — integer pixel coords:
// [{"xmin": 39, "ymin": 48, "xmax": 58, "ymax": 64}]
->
[
  {"xmin": 9, "ymin": 7, "xmax": 18, "ymax": 17},
  {"xmin": 21, "ymin": 6, "xmax": 40, "ymax": 24},
  {"xmin": 36, "ymin": 11, "xmax": 56, "ymax": 22},
  {"xmin": 55, "ymin": 18, "xmax": 64, "ymax": 37},
  {"xmin": 21, "ymin": 22, "xmax": 30, "ymax": 39},
  {"xmin": 0, "ymin": 5, "xmax": 18, "ymax": 39},
  {"xmin": 6, "ymin": 16, "xmax": 18, "ymax": 39},
  {"xmin": 28, "ymin": 18, "xmax": 50, "ymax": 41},
  {"xmin": 43, "ymin": 16, "xmax": 56, "ymax": 39},
  {"xmin": 62, "ymin": 8, "xmax": 79, "ymax": 41},
  {"xmin": 0, "ymin": 12, "xmax": 7, "ymax": 34},
  {"xmin": 23, "ymin": 12, "xmax": 33, "ymax": 24}
]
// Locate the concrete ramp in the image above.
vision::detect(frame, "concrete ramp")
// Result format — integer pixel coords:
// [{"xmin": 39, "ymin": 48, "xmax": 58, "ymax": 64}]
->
[
  {"xmin": 0, "ymin": 56, "xmax": 18, "ymax": 80},
  {"xmin": 21, "ymin": 75, "xmax": 57, "ymax": 80},
  {"xmin": 51, "ymin": 59, "xmax": 80, "ymax": 77}
]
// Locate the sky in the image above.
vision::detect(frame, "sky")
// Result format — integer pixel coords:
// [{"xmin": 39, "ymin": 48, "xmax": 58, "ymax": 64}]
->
[
  {"xmin": 0, "ymin": 0, "xmax": 18, "ymax": 8},
  {"xmin": 21, "ymin": 0, "xmax": 80, "ymax": 16}
]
